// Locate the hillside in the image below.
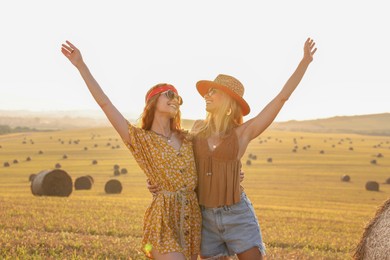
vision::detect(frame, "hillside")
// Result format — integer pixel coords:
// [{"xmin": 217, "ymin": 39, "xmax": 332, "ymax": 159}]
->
[
  {"xmin": 1, "ymin": 110, "xmax": 389, "ymax": 136},
  {"xmin": 271, "ymin": 113, "xmax": 390, "ymax": 136}
]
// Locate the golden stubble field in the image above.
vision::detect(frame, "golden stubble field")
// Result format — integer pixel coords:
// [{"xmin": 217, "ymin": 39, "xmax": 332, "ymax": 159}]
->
[{"xmin": 0, "ymin": 127, "xmax": 389, "ymax": 259}]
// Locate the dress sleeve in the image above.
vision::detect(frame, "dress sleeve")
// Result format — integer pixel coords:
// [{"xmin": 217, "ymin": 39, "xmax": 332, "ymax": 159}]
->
[{"xmin": 122, "ymin": 120, "xmax": 142, "ymax": 157}]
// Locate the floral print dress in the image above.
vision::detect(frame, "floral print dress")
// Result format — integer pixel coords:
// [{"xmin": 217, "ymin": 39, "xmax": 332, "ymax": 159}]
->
[{"xmin": 123, "ymin": 122, "xmax": 201, "ymax": 259}]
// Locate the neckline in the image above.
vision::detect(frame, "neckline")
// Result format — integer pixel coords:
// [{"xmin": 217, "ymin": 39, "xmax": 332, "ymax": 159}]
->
[
  {"xmin": 151, "ymin": 130, "xmax": 183, "ymax": 153},
  {"xmin": 206, "ymin": 131, "xmax": 233, "ymax": 153}
]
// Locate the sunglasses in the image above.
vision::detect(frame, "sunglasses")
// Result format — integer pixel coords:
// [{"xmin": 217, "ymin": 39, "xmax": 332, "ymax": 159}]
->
[
  {"xmin": 160, "ymin": 90, "xmax": 183, "ymax": 105},
  {"xmin": 204, "ymin": 88, "xmax": 218, "ymax": 97}
]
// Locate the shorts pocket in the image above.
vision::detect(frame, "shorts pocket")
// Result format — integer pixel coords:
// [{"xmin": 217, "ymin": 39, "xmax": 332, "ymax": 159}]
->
[{"xmin": 226, "ymin": 199, "xmax": 250, "ymax": 214}]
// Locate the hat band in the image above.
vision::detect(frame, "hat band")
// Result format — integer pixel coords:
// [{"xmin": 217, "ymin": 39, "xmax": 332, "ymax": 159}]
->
[{"xmin": 145, "ymin": 85, "xmax": 178, "ymax": 103}]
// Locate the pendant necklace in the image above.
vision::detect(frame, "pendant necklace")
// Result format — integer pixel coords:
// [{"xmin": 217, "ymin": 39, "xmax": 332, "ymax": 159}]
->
[{"xmin": 153, "ymin": 130, "xmax": 173, "ymax": 143}]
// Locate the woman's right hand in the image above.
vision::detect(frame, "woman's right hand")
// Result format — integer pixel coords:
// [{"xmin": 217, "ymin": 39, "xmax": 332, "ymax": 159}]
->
[
  {"xmin": 147, "ymin": 179, "xmax": 161, "ymax": 196},
  {"xmin": 61, "ymin": 40, "xmax": 84, "ymax": 68}
]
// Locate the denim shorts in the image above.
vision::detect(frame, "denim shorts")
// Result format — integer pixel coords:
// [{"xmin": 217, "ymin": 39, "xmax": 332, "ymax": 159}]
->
[{"xmin": 200, "ymin": 192, "xmax": 266, "ymax": 257}]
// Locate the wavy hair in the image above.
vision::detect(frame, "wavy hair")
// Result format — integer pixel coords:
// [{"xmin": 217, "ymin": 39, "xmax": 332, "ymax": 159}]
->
[{"xmin": 194, "ymin": 91, "xmax": 243, "ymax": 138}]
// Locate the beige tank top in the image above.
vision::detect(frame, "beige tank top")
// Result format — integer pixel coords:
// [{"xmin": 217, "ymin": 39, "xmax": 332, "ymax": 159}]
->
[{"xmin": 193, "ymin": 130, "xmax": 242, "ymax": 207}]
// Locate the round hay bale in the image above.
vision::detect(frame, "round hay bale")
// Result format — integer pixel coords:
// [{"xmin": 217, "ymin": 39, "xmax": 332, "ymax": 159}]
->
[
  {"xmin": 74, "ymin": 176, "xmax": 93, "ymax": 190},
  {"xmin": 267, "ymin": 158, "xmax": 273, "ymax": 163},
  {"xmin": 92, "ymin": 160, "xmax": 98, "ymax": 165},
  {"xmin": 38, "ymin": 150, "xmax": 43, "ymax": 155},
  {"xmin": 376, "ymin": 153, "xmax": 383, "ymax": 158},
  {"xmin": 114, "ymin": 169, "xmax": 121, "ymax": 176},
  {"xmin": 86, "ymin": 175, "xmax": 94, "ymax": 184},
  {"xmin": 386, "ymin": 177, "xmax": 390, "ymax": 184},
  {"xmin": 112, "ymin": 146, "xmax": 116, "ymax": 149},
  {"xmin": 4, "ymin": 162, "xmax": 10, "ymax": 167},
  {"xmin": 365, "ymin": 181, "xmax": 379, "ymax": 191},
  {"xmin": 13, "ymin": 159, "xmax": 19, "ymax": 164},
  {"xmin": 63, "ymin": 154, "xmax": 68, "ymax": 159},
  {"xmin": 246, "ymin": 160, "xmax": 251, "ymax": 166},
  {"xmin": 0, "ymin": 145, "xmax": 2, "ymax": 148},
  {"xmin": 251, "ymin": 155, "xmax": 257, "ymax": 160},
  {"xmin": 55, "ymin": 163, "xmax": 62, "ymax": 169},
  {"xmin": 94, "ymin": 144, "xmax": 98, "ymax": 148},
  {"xmin": 320, "ymin": 150, "xmax": 325, "ymax": 154},
  {"xmin": 349, "ymin": 147, "xmax": 354, "ymax": 151},
  {"xmin": 29, "ymin": 173, "xmax": 36, "ymax": 182},
  {"xmin": 30, "ymin": 169, "xmax": 73, "ymax": 197},
  {"xmin": 120, "ymin": 168, "xmax": 128, "ymax": 174},
  {"xmin": 341, "ymin": 175, "xmax": 350, "ymax": 182},
  {"xmin": 26, "ymin": 156, "xmax": 32, "ymax": 161},
  {"xmin": 292, "ymin": 149, "xmax": 297, "ymax": 153},
  {"xmin": 84, "ymin": 147, "xmax": 88, "ymax": 151},
  {"xmin": 105, "ymin": 179, "xmax": 122, "ymax": 194},
  {"xmin": 370, "ymin": 160, "xmax": 377, "ymax": 165},
  {"xmin": 22, "ymin": 141, "xmax": 27, "ymax": 144},
  {"xmin": 106, "ymin": 142, "xmax": 111, "ymax": 146},
  {"xmin": 113, "ymin": 164, "xmax": 120, "ymax": 170},
  {"xmin": 353, "ymin": 198, "xmax": 390, "ymax": 260}
]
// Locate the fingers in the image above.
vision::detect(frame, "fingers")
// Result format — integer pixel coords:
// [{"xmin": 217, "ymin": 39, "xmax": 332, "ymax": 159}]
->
[{"xmin": 311, "ymin": 48, "xmax": 318, "ymax": 55}]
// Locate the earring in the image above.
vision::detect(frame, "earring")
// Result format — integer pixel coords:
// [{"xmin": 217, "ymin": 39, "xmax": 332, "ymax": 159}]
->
[{"xmin": 226, "ymin": 108, "xmax": 232, "ymax": 116}]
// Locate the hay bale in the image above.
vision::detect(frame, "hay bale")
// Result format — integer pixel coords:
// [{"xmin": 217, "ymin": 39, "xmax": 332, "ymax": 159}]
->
[
  {"xmin": 292, "ymin": 149, "xmax": 297, "ymax": 153},
  {"xmin": 4, "ymin": 162, "xmax": 10, "ymax": 167},
  {"xmin": 26, "ymin": 156, "xmax": 32, "ymax": 161},
  {"xmin": 365, "ymin": 181, "xmax": 379, "ymax": 191},
  {"xmin": 63, "ymin": 154, "xmax": 68, "ymax": 159},
  {"xmin": 320, "ymin": 150, "xmax": 325, "ymax": 154},
  {"xmin": 114, "ymin": 169, "xmax": 121, "ymax": 176},
  {"xmin": 105, "ymin": 179, "xmax": 122, "ymax": 194},
  {"xmin": 113, "ymin": 164, "xmax": 120, "ymax": 170},
  {"xmin": 30, "ymin": 169, "xmax": 73, "ymax": 197},
  {"xmin": 29, "ymin": 174, "xmax": 36, "ymax": 182},
  {"xmin": 92, "ymin": 160, "xmax": 98, "ymax": 165},
  {"xmin": 86, "ymin": 175, "xmax": 94, "ymax": 184},
  {"xmin": 349, "ymin": 147, "xmax": 354, "ymax": 151},
  {"xmin": 120, "ymin": 168, "xmax": 128, "ymax": 174},
  {"xmin": 94, "ymin": 144, "xmax": 98, "ymax": 148},
  {"xmin": 55, "ymin": 163, "xmax": 62, "ymax": 169},
  {"xmin": 251, "ymin": 155, "xmax": 257, "ymax": 160},
  {"xmin": 246, "ymin": 160, "xmax": 251, "ymax": 166},
  {"xmin": 38, "ymin": 150, "xmax": 43, "ymax": 154},
  {"xmin": 376, "ymin": 153, "xmax": 383, "ymax": 158},
  {"xmin": 116, "ymin": 145, "xmax": 120, "ymax": 149},
  {"xmin": 267, "ymin": 158, "xmax": 273, "ymax": 163},
  {"xmin": 74, "ymin": 176, "xmax": 93, "ymax": 190},
  {"xmin": 341, "ymin": 175, "xmax": 350, "ymax": 182},
  {"xmin": 84, "ymin": 147, "xmax": 88, "ymax": 151},
  {"xmin": 353, "ymin": 198, "xmax": 390, "ymax": 260},
  {"xmin": 370, "ymin": 160, "xmax": 377, "ymax": 165},
  {"xmin": 386, "ymin": 177, "xmax": 390, "ymax": 184},
  {"xmin": 13, "ymin": 159, "xmax": 19, "ymax": 164}
]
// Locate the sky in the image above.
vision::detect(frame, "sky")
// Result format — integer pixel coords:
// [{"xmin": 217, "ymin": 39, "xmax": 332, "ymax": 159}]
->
[{"xmin": 0, "ymin": 0, "xmax": 389, "ymax": 122}]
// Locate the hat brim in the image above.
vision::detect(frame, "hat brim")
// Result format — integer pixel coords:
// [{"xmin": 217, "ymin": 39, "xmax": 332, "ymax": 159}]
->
[{"xmin": 196, "ymin": 80, "xmax": 250, "ymax": 116}]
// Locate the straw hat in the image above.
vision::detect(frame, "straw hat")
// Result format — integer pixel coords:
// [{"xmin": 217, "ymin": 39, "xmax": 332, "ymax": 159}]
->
[{"xmin": 196, "ymin": 74, "xmax": 250, "ymax": 116}]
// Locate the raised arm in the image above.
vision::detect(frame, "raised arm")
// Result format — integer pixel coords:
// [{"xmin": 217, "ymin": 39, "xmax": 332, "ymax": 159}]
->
[
  {"xmin": 237, "ymin": 38, "xmax": 317, "ymax": 155},
  {"xmin": 61, "ymin": 41, "xmax": 130, "ymax": 143}
]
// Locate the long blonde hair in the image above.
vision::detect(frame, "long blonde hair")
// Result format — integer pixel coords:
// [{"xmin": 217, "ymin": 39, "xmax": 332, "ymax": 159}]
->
[
  {"xmin": 194, "ymin": 91, "xmax": 243, "ymax": 138},
  {"xmin": 139, "ymin": 83, "xmax": 182, "ymax": 131}
]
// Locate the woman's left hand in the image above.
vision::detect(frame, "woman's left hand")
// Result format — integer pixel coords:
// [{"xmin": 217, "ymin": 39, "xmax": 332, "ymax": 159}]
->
[{"xmin": 303, "ymin": 38, "xmax": 317, "ymax": 63}]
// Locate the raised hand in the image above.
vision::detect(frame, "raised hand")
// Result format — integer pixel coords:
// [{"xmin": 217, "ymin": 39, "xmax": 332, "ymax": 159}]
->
[
  {"xmin": 303, "ymin": 38, "xmax": 317, "ymax": 63},
  {"xmin": 61, "ymin": 40, "xmax": 83, "ymax": 68}
]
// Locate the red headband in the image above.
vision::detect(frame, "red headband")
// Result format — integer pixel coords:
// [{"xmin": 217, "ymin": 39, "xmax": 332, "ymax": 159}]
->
[{"xmin": 145, "ymin": 85, "xmax": 178, "ymax": 103}]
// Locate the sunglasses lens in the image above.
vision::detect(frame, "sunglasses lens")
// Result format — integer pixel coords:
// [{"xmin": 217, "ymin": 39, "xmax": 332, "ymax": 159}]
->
[{"xmin": 163, "ymin": 90, "xmax": 183, "ymax": 105}]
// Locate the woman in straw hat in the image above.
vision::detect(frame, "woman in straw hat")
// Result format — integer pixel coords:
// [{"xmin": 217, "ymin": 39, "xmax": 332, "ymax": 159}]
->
[
  {"xmin": 61, "ymin": 41, "xmax": 201, "ymax": 260},
  {"xmin": 192, "ymin": 38, "xmax": 317, "ymax": 259},
  {"xmin": 149, "ymin": 37, "xmax": 317, "ymax": 259}
]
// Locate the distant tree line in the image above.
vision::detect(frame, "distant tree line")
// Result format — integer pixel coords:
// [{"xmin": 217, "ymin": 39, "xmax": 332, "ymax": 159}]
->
[{"xmin": 0, "ymin": 125, "xmax": 40, "ymax": 135}]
